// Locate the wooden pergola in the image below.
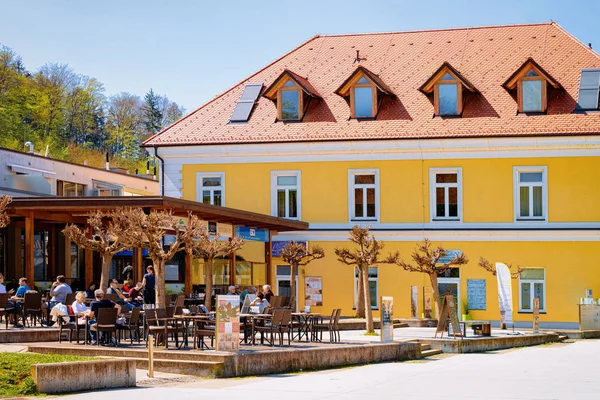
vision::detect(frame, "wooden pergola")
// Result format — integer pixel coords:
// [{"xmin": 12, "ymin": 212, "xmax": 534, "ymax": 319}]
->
[{"xmin": 7, "ymin": 196, "xmax": 309, "ymax": 293}]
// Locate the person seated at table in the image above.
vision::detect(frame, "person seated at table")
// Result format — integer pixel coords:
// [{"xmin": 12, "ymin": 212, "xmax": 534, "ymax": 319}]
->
[
  {"xmin": 250, "ymin": 292, "xmax": 270, "ymax": 313},
  {"xmin": 12, "ymin": 277, "xmax": 29, "ymax": 298},
  {"xmin": 6, "ymin": 277, "xmax": 18, "ymax": 293},
  {"xmin": 122, "ymin": 280, "xmax": 134, "ymax": 293},
  {"xmin": 262, "ymin": 285, "xmax": 274, "ymax": 302},
  {"xmin": 71, "ymin": 292, "xmax": 90, "ymax": 316},
  {"xmin": 226, "ymin": 285, "xmax": 237, "ymax": 296},
  {"xmin": 128, "ymin": 282, "xmax": 143, "ymax": 301},
  {"xmin": 85, "ymin": 282, "xmax": 96, "ymax": 299},
  {"xmin": 239, "ymin": 286, "xmax": 256, "ymax": 303},
  {"xmin": 89, "ymin": 289, "xmax": 121, "ymax": 344},
  {"xmin": 42, "ymin": 275, "xmax": 72, "ymax": 326},
  {"xmin": 2, "ymin": 274, "xmax": 20, "ymax": 327},
  {"xmin": 106, "ymin": 278, "xmax": 121, "ymax": 295},
  {"xmin": 108, "ymin": 279, "xmax": 138, "ymax": 311}
]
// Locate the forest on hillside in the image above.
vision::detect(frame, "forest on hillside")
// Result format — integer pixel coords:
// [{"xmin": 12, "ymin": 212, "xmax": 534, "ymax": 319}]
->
[{"xmin": 0, "ymin": 43, "xmax": 185, "ymax": 172}]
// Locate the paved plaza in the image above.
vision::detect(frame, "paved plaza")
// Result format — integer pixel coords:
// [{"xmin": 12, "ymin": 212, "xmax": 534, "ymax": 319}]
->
[{"xmin": 67, "ymin": 339, "xmax": 599, "ymax": 399}]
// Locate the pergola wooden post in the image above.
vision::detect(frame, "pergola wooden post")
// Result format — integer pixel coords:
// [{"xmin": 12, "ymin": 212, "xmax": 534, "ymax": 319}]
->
[
  {"xmin": 134, "ymin": 247, "xmax": 143, "ymax": 283},
  {"xmin": 266, "ymin": 230, "xmax": 276, "ymax": 286},
  {"xmin": 184, "ymin": 251, "xmax": 192, "ymax": 296},
  {"xmin": 24, "ymin": 211, "xmax": 34, "ymax": 289},
  {"xmin": 85, "ymin": 229, "xmax": 93, "ymax": 287}
]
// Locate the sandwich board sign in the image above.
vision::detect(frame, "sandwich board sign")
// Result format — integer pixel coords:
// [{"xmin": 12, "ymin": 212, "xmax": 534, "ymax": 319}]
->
[{"xmin": 435, "ymin": 294, "xmax": 462, "ymax": 339}]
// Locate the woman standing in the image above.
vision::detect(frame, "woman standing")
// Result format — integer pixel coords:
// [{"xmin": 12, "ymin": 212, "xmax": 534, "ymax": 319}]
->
[{"xmin": 141, "ymin": 266, "xmax": 156, "ymax": 306}]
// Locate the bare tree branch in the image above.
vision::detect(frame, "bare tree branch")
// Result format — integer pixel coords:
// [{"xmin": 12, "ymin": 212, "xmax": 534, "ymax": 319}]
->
[
  {"xmin": 478, "ymin": 257, "xmax": 523, "ymax": 279},
  {"xmin": 0, "ymin": 195, "xmax": 12, "ymax": 228},
  {"xmin": 279, "ymin": 241, "xmax": 325, "ymax": 311}
]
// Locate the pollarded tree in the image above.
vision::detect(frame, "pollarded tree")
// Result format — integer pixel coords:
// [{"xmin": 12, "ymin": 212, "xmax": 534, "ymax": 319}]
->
[
  {"xmin": 62, "ymin": 210, "xmax": 131, "ymax": 291},
  {"xmin": 279, "ymin": 241, "xmax": 325, "ymax": 312},
  {"xmin": 335, "ymin": 226, "xmax": 401, "ymax": 334},
  {"xmin": 185, "ymin": 226, "xmax": 245, "ymax": 312},
  {"xmin": 396, "ymin": 239, "xmax": 469, "ymax": 319},
  {"xmin": 0, "ymin": 195, "xmax": 12, "ymax": 228},
  {"xmin": 114, "ymin": 208, "xmax": 203, "ymax": 308},
  {"xmin": 478, "ymin": 257, "xmax": 523, "ymax": 278}
]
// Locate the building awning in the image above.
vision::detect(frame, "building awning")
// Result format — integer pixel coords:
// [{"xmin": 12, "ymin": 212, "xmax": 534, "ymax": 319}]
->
[
  {"xmin": 7, "ymin": 195, "xmax": 309, "ymax": 232},
  {"xmin": 8, "ymin": 164, "xmax": 56, "ymax": 178}
]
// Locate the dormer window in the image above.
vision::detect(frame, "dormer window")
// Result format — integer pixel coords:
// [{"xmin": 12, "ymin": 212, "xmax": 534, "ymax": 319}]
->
[
  {"xmin": 503, "ymin": 58, "xmax": 561, "ymax": 113},
  {"xmin": 281, "ymin": 81, "xmax": 300, "ymax": 120},
  {"xmin": 335, "ymin": 66, "xmax": 394, "ymax": 119},
  {"xmin": 263, "ymin": 70, "xmax": 321, "ymax": 122},
  {"xmin": 419, "ymin": 63, "xmax": 478, "ymax": 116},
  {"xmin": 353, "ymin": 77, "xmax": 375, "ymax": 117}
]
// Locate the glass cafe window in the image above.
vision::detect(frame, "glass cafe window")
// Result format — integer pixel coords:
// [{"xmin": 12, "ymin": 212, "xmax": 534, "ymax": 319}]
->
[{"xmin": 57, "ymin": 180, "xmax": 86, "ymax": 197}]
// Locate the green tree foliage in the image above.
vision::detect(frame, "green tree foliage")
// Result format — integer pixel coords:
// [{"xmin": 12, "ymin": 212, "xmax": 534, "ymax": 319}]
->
[{"xmin": 0, "ymin": 43, "xmax": 185, "ymax": 172}]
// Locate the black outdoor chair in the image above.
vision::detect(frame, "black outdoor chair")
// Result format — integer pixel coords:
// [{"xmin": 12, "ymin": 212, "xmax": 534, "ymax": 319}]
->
[
  {"xmin": 0, "ymin": 294, "xmax": 15, "ymax": 329},
  {"xmin": 22, "ymin": 292, "xmax": 43, "ymax": 327},
  {"xmin": 90, "ymin": 307, "xmax": 119, "ymax": 346},
  {"xmin": 117, "ymin": 307, "xmax": 142, "ymax": 344}
]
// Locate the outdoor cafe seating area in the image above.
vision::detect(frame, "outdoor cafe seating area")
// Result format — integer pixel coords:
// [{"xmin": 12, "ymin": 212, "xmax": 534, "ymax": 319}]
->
[{"xmin": 0, "ymin": 292, "xmax": 343, "ymax": 351}]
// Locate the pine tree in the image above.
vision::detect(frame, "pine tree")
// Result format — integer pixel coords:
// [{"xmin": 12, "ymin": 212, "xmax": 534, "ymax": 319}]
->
[{"xmin": 143, "ymin": 88, "xmax": 163, "ymax": 136}]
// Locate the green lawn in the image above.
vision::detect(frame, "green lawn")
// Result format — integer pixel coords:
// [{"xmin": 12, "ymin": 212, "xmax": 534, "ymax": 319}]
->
[{"xmin": 0, "ymin": 352, "xmax": 95, "ymax": 397}]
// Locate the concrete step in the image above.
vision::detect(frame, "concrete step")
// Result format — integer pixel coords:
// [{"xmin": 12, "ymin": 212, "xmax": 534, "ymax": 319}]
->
[
  {"xmin": 420, "ymin": 343, "xmax": 431, "ymax": 351},
  {"xmin": 129, "ymin": 357, "xmax": 222, "ymax": 377},
  {"xmin": 27, "ymin": 344, "xmax": 230, "ymax": 363},
  {"xmin": 558, "ymin": 335, "xmax": 568, "ymax": 341},
  {"xmin": 393, "ymin": 323, "xmax": 409, "ymax": 328},
  {"xmin": 421, "ymin": 348, "xmax": 442, "ymax": 357}
]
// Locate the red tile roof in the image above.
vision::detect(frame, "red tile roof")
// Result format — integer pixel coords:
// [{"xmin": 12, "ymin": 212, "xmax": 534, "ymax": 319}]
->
[{"xmin": 144, "ymin": 22, "xmax": 600, "ymax": 147}]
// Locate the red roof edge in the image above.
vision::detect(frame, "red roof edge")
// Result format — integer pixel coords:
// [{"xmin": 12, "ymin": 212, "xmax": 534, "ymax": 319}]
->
[{"xmin": 142, "ymin": 34, "xmax": 322, "ymax": 147}]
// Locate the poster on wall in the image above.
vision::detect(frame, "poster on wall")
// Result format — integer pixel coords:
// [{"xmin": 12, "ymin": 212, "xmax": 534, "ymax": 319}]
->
[
  {"xmin": 423, "ymin": 286, "xmax": 433, "ymax": 318},
  {"xmin": 380, "ymin": 296, "xmax": 394, "ymax": 342},
  {"xmin": 216, "ymin": 295, "xmax": 240, "ymax": 351},
  {"xmin": 411, "ymin": 286, "xmax": 418, "ymax": 318},
  {"xmin": 305, "ymin": 276, "xmax": 323, "ymax": 306},
  {"xmin": 467, "ymin": 279, "xmax": 487, "ymax": 310}
]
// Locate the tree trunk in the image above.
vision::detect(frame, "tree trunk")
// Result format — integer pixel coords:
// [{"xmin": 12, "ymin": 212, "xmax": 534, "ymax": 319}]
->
[
  {"xmin": 362, "ymin": 265, "xmax": 374, "ymax": 333},
  {"xmin": 356, "ymin": 267, "xmax": 365, "ymax": 318},
  {"xmin": 429, "ymin": 273, "xmax": 442, "ymax": 319},
  {"xmin": 204, "ymin": 257, "xmax": 214, "ymax": 311},
  {"xmin": 154, "ymin": 259, "xmax": 166, "ymax": 309},
  {"xmin": 99, "ymin": 253, "xmax": 114, "ymax": 292},
  {"xmin": 290, "ymin": 263, "xmax": 297, "ymax": 312}
]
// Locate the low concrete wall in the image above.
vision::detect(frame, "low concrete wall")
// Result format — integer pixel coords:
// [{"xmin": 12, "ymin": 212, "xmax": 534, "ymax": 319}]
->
[
  {"xmin": 426, "ymin": 333, "xmax": 559, "ymax": 353},
  {"xmin": 32, "ymin": 360, "xmax": 136, "ymax": 394},
  {"xmin": 228, "ymin": 342, "xmax": 421, "ymax": 377},
  {"xmin": 555, "ymin": 330, "xmax": 600, "ymax": 339},
  {"xmin": 0, "ymin": 328, "xmax": 60, "ymax": 343}
]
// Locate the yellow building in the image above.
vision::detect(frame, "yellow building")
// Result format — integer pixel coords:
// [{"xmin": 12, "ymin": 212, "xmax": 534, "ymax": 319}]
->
[{"xmin": 145, "ymin": 22, "xmax": 600, "ymax": 329}]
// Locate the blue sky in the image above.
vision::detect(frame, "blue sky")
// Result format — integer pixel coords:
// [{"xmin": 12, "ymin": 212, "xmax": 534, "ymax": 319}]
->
[{"xmin": 1, "ymin": 0, "xmax": 599, "ymax": 111}]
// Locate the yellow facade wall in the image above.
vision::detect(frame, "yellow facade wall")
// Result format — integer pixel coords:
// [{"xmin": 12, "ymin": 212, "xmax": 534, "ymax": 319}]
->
[
  {"xmin": 271, "ymin": 240, "xmax": 598, "ymax": 324},
  {"xmin": 180, "ymin": 156, "xmax": 600, "ymax": 324},
  {"xmin": 182, "ymin": 156, "xmax": 600, "ymax": 223}
]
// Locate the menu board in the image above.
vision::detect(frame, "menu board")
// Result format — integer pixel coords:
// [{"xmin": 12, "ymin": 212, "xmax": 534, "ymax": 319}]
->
[
  {"xmin": 305, "ymin": 276, "xmax": 323, "ymax": 306},
  {"xmin": 467, "ymin": 279, "xmax": 487, "ymax": 310},
  {"xmin": 533, "ymin": 298, "xmax": 540, "ymax": 333},
  {"xmin": 435, "ymin": 294, "xmax": 462, "ymax": 338},
  {"xmin": 216, "ymin": 295, "xmax": 240, "ymax": 351},
  {"xmin": 411, "ymin": 286, "xmax": 418, "ymax": 318},
  {"xmin": 423, "ymin": 286, "xmax": 433, "ymax": 318},
  {"xmin": 380, "ymin": 296, "xmax": 394, "ymax": 342}
]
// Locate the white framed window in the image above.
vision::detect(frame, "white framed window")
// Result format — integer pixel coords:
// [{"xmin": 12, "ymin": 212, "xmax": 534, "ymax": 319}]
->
[
  {"xmin": 92, "ymin": 181, "xmax": 122, "ymax": 197},
  {"xmin": 514, "ymin": 166, "xmax": 547, "ymax": 221},
  {"xmin": 430, "ymin": 168, "xmax": 462, "ymax": 221},
  {"xmin": 519, "ymin": 268, "xmax": 546, "ymax": 312},
  {"xmin": 354, "ymin": 267, "xmax": 378, "ymax": 310},
  {"xmin": 348, "ymin": 169, "xmax": 379, "ymax": 222},
  {"xmin": 196, "ymin": 172, "xmax": 225, "ymax": 206},
  {"xmin": 271, "ymin": 171, "xmax": 301, "ymax": 220}
]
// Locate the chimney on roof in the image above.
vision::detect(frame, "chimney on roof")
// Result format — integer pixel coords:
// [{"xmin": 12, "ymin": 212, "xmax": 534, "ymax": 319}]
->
[
  {"xmin": 153, "ymin": 165, "xmax": 157, "ymax": 181},
  {"xmin": 105, "ymin": 152, "xmax": 110, "ymax": 170},
  {"xmin": 589, "ymin": 43, "xmax": 593, "ymax": 50},
  {"xmin": 146, "ymin": 160, "xmax": 150, "ymax": 175},
  {"xmin": 24, "ymin": 141, "xmax": 34, "ymax": 154}
]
